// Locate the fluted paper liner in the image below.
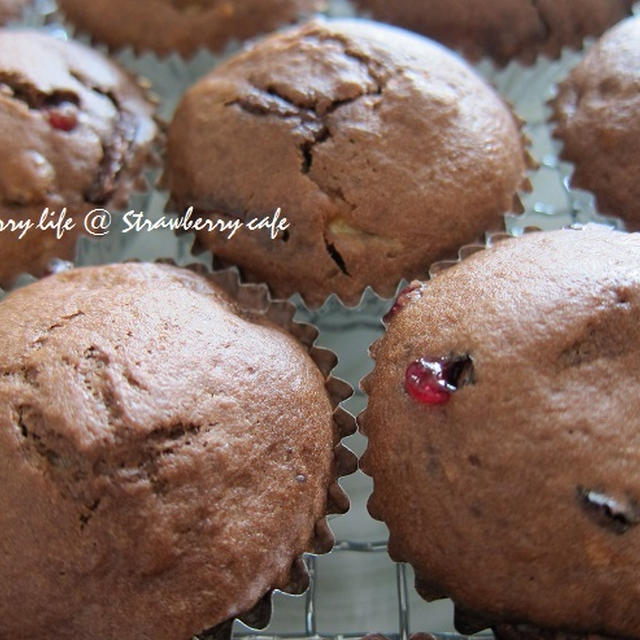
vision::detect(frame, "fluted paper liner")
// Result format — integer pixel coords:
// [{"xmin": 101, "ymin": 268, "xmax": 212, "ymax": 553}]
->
[{"xmin": 358, "ymin": 226, "xmax": 625, "ymax": 640}]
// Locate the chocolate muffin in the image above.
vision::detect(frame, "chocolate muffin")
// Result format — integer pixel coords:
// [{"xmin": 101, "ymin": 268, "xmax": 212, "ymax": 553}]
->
[
  {"xmin": 0, "ymin": 262, "xmax": 352, "ymax": 640},
  {"xmin": 551, "ymin": 16, "xmax": 640, "ymax": 230},
  {"xmin": 0, "ymin": 30, "xmax": 158, "ymax": 289},
  {"xmin": 354, "ymin": 0, "xmax": 635, "ymax": 65},
  {"xmin": 164, "ymin": 18, "xmax": 529, "ymax": 308},
  {"xmin": 360, "ymin": 226, "xmax": 640, "ymax": 639},
  {"xmin": 56, "ymin": 0, "xmax": 326, "ymax": 58},
  {"xmin": 0, "ymin": 0, "xmax": 28, "ymax": 24}
]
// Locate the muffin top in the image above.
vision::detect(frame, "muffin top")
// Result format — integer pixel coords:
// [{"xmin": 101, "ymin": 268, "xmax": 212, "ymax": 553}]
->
[
  {"xmin": 355, "ymin": 0, "xmax": 635, "ymax": 65},
  {"xmin": 57, "ymin": 0, "xmax": 325, "ymax": 57},
  {"xmin": 0, "ymin": 0, "xmax": 28, "ymax": 24},
  {"xmin": 0, "ymin": 30, "xmax": 158, "ymax": 287},
  {"xmin": 165, "ymin": 18, "xmax": 529, "ymax": 307},
  {"xmin": 361, "ymin": 226, "xmax": 640, "ymax": 638},
  {"xmin": 0, "ymin": 262, "xmax": 341, "ymax": 640},
  {"xmin": 551, "ymin": 16, "xmax": 640, "ymax": 230}
]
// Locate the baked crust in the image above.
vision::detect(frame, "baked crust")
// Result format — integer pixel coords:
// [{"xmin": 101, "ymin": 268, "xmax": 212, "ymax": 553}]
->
[
  {"xmin": 361, "ymin": 226, "xmax": 640, "ymax": 638},
  {"xmin": 165, "ymin": 18, "xmax": 529, "ymax": 307}
]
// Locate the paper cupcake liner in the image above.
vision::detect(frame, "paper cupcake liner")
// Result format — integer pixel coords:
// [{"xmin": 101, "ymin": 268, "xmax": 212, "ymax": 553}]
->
[
  {"xmin": 358, "ymin": 225, "xmax": 627, "ymax": 640},
  {"xmin": 474, "ymin": 44, "xmax": 595, "ymax": 234},
  {"xmin": 183, "ymin": 201, "xmax": 526, "ymax": 312},
  {"xmin": 477, "ymin": 40, "xmax": 631, "ymax": 235}
]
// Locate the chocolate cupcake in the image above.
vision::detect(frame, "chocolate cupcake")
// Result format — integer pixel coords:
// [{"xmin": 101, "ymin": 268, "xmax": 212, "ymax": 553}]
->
[
  {"xmin": 164, "ymin": 18, "xmax": 530, "ymax": 308},
  {"xmin": 0, "ymin": 30, "xmax": 158, "ymax": 289},
  {"xmin": 0, "ymin": 261, "xmax": 354, "ymax": 640},
  {"xmin": 0, "ymin": 0, "xmax": 28, "ymax": 24},
  {"xmin": 551, "ymin": 16, "xmax": 640, "ymax": 230},
  {"xmin": 354, "ymin": 0, "xmax": 635, "ymax": 66},
  {"xmin": 56, "ymin": 0, "xmax": 326, "ymax": 58},
  {"xmin": 360, "ymin": 226, "xmax": 640, "ymax": 639}
]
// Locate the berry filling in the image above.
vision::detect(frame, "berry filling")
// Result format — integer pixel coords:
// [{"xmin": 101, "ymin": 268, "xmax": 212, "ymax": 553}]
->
[
  {"xmin": 383, "ymin": 281, "xmax": 423, "ymax": 324},
  {"xmin": 405, "ymin": 354, "xmax": 473, "ymax": 405},
  {"xmin": 47, "ymin": 102, "xmax": 78, "ymax": 132}
]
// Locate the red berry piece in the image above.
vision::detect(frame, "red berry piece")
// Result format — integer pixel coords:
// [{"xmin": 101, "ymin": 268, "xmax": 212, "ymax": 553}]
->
[
  {"xmin": 47, "ymin": 103, "xmax": 78, "ymax": 132},
  {"xmin": 405, "ymin": 359, "xmax": 452, "ymax": 405},
  {"xmin": 383, "ymin": 281, "xmax": 423, "ymax": 324},
  {"xmin": 405, "ymin": 354, "xmax": 474, "ymax": 406}
]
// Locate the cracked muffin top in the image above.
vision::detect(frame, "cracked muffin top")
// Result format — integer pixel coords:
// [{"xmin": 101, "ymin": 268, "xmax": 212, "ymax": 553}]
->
[
  {"xmin": 354, "ymin": 0, "xmax": 635, "ymax": 66},
  {"xmin": 551, "ymin": 16, "xmax": 640, "ymax": 230},
  {"xmin": 0, "ymin": 30, "xmax": 158, "ymax": 288},
  {"xmin": 165, "ymin": 18, "xmax": 529, "ymax": 308},
  {"xmin": 0, "ymin": 0, "xmax": 28, "ymax": 24},
  {"xmin": 0, "ymin": 262, "xmax": 342, "ymax": 640},
  {"xmin": 360, "ymin": 226, "xmax": 640, "ymax": 639},
  {"xmin": 57, "ymin": 0, "xmax": 326, "ymax": 58}
]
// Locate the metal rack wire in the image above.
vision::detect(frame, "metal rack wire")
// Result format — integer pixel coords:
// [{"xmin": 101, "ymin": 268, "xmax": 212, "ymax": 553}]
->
[
  {"xmin": 234, "ymin": 540, "xmax": 495, "ymax": 640},
  {"xmin": 234, "ymin": 541, "xmax": 413, "ymax": 640}
]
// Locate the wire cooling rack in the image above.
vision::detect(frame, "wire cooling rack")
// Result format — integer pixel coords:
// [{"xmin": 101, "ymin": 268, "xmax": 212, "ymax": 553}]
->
[
  {"xmin": 233, "ymin": 545, "xmax": 438, "ymax": 640},
  {"xmin": 7, "ymin": 3, "xmax": 639, "ymax": 639}
]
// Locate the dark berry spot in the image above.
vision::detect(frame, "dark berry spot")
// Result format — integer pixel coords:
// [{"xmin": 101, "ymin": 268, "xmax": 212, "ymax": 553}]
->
[
  {"xmin": 47, "ymin": 102, "xmax": 78, "ymax": 132},
  {"xmin": 578, "ymin": 487, "xmax": 640, "ymax": 534},
  {"xmin": 405, "ymin": 360, "xmax": 451, "ymax": 404},
  {"xmin": 383, "ymin": 281, "xmax": 423, "ymax": 324},
  {"xmin": 405, "ymin": 354, "xmax": 474, "ymax": 405}
]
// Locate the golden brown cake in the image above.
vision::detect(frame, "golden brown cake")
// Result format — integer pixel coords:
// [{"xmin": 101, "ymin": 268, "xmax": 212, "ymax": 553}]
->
[
  {"xmin": 165, "ymin": 18, "xmax": 529, "ymax": 307},
  {"xmin": 0, "ymin": 30, "xmax": 158, "ymax": 288},
  {"xmin": 551, "ymin": 16, "xmax": 640, "ymax": 230},
  {"xmin": 354, "ymin": 0, "xmax": 635, "ymax": 65},
  {"xmin": 0, "ymin": 262, "xmax": 352, "ymax": 640},
  {"xmin": 56, "ymin": 0, "xmax": 326, "ymax": 57},
  {"xmin": 361, "ymin": 226, "xmax": 640, "ymax": 639}
]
